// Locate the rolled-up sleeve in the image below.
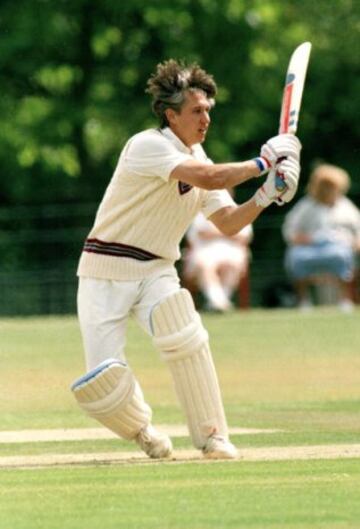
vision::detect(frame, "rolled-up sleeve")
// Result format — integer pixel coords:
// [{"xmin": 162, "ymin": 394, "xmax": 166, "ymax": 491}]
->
[{"xmin": 201, "ymin": 189, "xmax": 236, "ymax": 219}]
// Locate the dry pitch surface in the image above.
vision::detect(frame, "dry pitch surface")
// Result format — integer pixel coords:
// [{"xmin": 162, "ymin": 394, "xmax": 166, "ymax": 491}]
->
[{"xmin": 2, "ymin": 426, "xmax": 360, "ymax": 469}]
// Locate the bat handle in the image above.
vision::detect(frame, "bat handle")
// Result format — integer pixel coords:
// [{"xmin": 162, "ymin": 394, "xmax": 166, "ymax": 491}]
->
[{"xmin": 275, "ymin": 156, "xmax": 287, "ymax": 192}]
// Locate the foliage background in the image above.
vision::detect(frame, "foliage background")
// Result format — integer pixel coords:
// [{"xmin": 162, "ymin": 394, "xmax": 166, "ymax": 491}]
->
[{"xmin": 0, "ymin": 0, "xmax": 359, "ymax": 313}]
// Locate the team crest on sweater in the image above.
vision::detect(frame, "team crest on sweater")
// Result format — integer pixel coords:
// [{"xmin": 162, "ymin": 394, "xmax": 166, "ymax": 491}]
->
[{"xmin": 178, "ymin": 181, "xmax": 193, "ymax": 195}]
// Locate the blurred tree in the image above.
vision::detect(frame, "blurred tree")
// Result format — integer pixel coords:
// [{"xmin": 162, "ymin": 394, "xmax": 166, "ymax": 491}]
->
[
  {"xmin": 0, "ymin": 0, "xmax": 358, "ymax": 204},
  {"xmin": 0, "ymin": 0, "xmax": 358, "ymax": 311}
]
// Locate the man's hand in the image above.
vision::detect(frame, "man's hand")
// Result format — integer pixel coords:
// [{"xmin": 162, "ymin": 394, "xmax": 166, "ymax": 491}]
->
[
  {"xmin": 260, "ymin": 134, "xmax": 302, "ymax": 168},
  {"xmin": 254, "ymin": 157, "xmax": 300, "ymax": 208}
]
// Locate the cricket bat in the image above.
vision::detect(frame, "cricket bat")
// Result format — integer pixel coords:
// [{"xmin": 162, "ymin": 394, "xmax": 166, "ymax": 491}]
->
[{"xmin": 276, "ymin": 41, "xmax": 312, "ymax": 191}]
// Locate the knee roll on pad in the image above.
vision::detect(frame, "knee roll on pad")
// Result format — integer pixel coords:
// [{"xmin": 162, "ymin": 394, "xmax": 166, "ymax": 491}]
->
[
  {"xmin": 71, "ymin": 359, "xmax": 152, "ymax": 440},
  {"xmin": 151, "ymin": 289, "xmax": 228, "ymax": 448}
]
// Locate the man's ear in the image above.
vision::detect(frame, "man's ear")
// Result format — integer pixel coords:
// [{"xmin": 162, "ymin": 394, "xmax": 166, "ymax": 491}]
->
[{"xmin": 165, "ymin": 108, "xmax": 177, "ymax": 125}]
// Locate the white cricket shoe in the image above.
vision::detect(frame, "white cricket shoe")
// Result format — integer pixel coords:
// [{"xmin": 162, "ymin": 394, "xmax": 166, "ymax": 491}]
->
[
  {"xmin": 338, "ymin": 299, "xmax": 354, "ymax": 314},
  {"xmin": 136, "ymin": 425, "xmax": 173, "ymax": 459},
  {"xmin": 202, "ymin": 434, "xmax": 238, "ymax": 460},
  {"xmin": 298, "ymin": 298, "xmax": 313, "ymax": 312}
]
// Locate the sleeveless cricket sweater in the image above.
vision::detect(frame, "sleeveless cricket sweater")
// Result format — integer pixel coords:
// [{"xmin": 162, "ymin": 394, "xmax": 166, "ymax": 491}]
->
[{"xmin": 77, "ymin": 127, "xmax": 235, "ymax": 281}]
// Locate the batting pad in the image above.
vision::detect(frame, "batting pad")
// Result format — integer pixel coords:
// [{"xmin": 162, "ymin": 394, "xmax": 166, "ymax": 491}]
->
[
  {"xmin": 151, "ymin": 289, "xmax": 228, "ymax": 448},
  {"xmin": 71, "ymin": 359, "xmax": 152, "ymax": 440}
]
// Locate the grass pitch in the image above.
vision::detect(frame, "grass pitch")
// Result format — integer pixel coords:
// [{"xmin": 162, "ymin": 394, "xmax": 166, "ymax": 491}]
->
[
  {"xmin": 1, "ymin": 308, "xmax": 360, "ymax": 528},
  {"xmin": 3, "ymin": 460, "xmax": 360, "ymax": 529}
]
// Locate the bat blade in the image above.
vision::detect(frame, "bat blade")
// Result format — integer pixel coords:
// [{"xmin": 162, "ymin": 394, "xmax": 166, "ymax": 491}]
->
[
  {"xmin": 276, "ymin": 41, "xmax": 312, "ymax": 191},
  {"xmin": 279, "ymin": 41, "xmax": 312, "ymax": 134}
]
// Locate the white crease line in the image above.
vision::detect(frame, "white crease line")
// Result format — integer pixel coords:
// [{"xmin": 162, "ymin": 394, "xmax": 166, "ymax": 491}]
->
[{"xmin": 0, "ymin": 426, "xmax": 282, "ymax": 444}]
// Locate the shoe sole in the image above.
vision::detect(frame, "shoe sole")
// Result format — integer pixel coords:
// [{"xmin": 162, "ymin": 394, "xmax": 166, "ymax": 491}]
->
[{"xmin": 203, "ymin": 449, "xmax": 238, "ymax": 460}]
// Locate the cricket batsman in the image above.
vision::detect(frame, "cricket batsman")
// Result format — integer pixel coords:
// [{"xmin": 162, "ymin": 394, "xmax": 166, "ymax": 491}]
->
[{"xmin": 71, "ymin": 59, "xmax": 301, "ymax": 459}]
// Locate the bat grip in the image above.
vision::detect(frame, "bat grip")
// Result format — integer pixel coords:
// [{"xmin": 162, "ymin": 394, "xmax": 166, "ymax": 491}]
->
[{"xmin": 275, "ymin": 156, "xmax": 287, "ymax": 192}]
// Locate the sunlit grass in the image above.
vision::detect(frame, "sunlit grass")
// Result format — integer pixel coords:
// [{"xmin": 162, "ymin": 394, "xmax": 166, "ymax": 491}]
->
[{"xmin": 1, "ymin": 309, "xmax": 360, "ymax": 529}]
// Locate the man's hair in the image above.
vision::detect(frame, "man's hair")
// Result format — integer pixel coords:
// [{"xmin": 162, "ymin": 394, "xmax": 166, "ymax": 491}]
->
[{"xmin": 146, "ymin": 59, "xmax": 217, "ymax": 127}]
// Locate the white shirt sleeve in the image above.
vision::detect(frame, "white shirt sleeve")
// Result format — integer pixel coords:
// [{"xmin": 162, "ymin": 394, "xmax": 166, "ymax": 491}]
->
[
  {"xmin": 240, "ymin": 223, "xmax": 253, "ymax": 241},
  {"xmin": 201, "ymin": 189, "xmax": 237, "ymax": 219},
  {"xmin": 124, "ymin": 130, "xmax": 193, "ymax": 182}
]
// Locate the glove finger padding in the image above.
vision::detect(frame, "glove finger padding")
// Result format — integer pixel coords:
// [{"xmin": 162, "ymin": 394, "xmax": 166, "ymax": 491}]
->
[
  {"xmin": 261, "ymin": 134, "xmax": 302, "ymax": 167},
  {"xmin": 275, "ymin": 157, "xmax": 300, "ymax": 205},
  {"xmin": 254, "ymin": 156, "xmax": 300, "ymax": 208}
]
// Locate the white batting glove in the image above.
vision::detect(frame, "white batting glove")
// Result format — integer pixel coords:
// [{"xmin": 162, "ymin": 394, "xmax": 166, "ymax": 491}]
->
[
  {"xmin": 254, "ymin": 157, "xmax": 300, "ymax": 208},
  {"xmin": 260, "ymin": 134, "xmax": 302, "ymax": 168}
]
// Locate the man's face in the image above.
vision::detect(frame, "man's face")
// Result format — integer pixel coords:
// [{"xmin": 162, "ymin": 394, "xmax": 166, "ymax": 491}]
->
[{"xmin": 166, "ymin": 90, "xmax": 212, "ymax": 147}]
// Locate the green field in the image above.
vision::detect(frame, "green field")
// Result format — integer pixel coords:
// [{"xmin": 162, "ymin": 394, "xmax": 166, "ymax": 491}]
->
[{"xmin": 1, "ymin": 308, "xmax": 360, "ymax": 528}]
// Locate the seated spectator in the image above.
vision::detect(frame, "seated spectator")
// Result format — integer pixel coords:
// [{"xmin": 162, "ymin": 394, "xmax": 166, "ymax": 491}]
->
[
  {"xmin": 183, "ymin": 212, "xmax": 253, "ymax": 311},
  {"xmin": 283, "ymin": 163, "xmax": 360, "ymax": 312}
]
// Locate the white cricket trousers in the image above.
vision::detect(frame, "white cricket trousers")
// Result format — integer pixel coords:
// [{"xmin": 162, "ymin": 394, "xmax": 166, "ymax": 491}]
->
[{"xmin": 77, "ymin": 269, "xmax": 181, "ymax": 370}]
